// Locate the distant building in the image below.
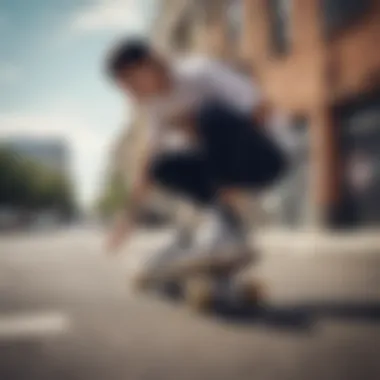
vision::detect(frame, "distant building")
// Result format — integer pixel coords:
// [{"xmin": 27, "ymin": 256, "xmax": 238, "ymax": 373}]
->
[
  {"xmin": 0, "ymin": 137, "xmax": 73, "ymax": 226},
  {"xmin": 3, "ymin": 137, "xmax": 69, "ymax": 174}
]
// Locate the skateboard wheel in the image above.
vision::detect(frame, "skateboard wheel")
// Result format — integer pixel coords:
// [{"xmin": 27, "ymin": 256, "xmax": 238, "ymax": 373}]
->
[{"xmin": 184, "ymin": 276, "xmax": 214, "ymax": 312}]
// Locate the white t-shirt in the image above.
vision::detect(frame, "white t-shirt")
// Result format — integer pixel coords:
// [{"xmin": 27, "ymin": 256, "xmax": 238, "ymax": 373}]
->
[{"xmin": 144, "ymin": 57, "xmax": 262, "ymax": 151}]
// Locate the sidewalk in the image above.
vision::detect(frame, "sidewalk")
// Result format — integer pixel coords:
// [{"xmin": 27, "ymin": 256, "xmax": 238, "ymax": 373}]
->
[
  {"xmin": 125, "ymin": 227, "xmax": 380, "ymax": 261},
  {"xmin": 255, "ymin": 228, "xmax": 380, "ymax": 256}
]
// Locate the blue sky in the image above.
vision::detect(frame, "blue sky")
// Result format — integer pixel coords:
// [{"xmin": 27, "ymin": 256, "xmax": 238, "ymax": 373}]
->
[{"xmin": 0, "ymin": 0, "xmax": 157, "ymax": 207}]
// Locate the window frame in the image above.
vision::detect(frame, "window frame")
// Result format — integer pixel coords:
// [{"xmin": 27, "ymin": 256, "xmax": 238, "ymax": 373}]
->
[
  {"xmin": 322, "ymin": 0, "xmax": 373, "ymax": 39},
  {"xmin": 267, "ymin": 0, "xmax": 293, "ymax": 57}
]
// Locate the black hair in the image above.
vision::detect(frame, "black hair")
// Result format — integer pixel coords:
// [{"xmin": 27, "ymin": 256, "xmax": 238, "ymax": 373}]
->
[{"xmin": 106, "ymin": 38, "xmax": 152, "ymax": 80}]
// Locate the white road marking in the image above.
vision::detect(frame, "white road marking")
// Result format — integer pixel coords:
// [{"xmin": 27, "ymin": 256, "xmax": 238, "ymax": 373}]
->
[{"xmin": 0, "ymin": 311, "xmax": 71, "ymax": 340}]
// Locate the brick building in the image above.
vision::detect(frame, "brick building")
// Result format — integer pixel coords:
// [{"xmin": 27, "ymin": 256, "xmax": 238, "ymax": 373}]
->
[{"xmin": 242, "ymin": 0, "xmax": 380, "ymax": 229}]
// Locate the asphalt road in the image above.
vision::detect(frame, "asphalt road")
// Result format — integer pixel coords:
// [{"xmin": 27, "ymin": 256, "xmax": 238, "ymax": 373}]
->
[{"xmin": 1, "ymin": 226, "xmax": 380, "ymax": 380}]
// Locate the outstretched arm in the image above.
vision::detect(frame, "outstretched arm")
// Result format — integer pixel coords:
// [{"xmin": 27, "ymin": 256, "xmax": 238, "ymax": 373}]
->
[
  {"xmin": 106, "ymin": 144, "xmax": 153, "ymax": 254},
  {"xmin": 106, "ymin": 113, "xmax": 156, "ymax": 254}
]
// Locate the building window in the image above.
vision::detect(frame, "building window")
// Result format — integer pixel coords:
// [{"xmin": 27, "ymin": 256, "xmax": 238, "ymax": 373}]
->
[
  {"xmin": 267, "ymin": 0, "xmax": 292, "ymax": 56},
  {"xmin": 322, "ymin": 0, "xmax": 372, "ymax": 37},
  {"xmin": 334, "ymin": 92, "xmax": 380, "ymax": 227},
  {"xmin": 172, "ymin": 14, "xmax": 193, "ymax": 53},
  {"xmin": 227, "ymin": 0, "xmax": 244, "ymax": 43}
]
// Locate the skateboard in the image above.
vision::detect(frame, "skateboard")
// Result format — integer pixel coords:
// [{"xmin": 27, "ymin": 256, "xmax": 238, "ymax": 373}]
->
[{"xmin": 132, "ymin": 252, "xmax": 265, "ymax": 313}]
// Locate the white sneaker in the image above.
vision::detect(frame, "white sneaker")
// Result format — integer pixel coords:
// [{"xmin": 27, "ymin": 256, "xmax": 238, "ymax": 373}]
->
[
  {"xmin": 185, "ymin": 206, "xmax": 251, "ymax": 265},
  {"xmin": 129, "ymin": 207, "xmax": 251, "ymax": 289}
]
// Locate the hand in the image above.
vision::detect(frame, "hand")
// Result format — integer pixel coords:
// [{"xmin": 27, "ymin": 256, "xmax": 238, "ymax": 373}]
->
[{"xmin": 105, "ymin": 213, "xmax": 133, "ymax": 255}]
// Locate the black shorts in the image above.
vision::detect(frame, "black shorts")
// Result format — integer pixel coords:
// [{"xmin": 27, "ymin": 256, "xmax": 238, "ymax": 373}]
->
[{"xmin": 150, "ymin": 102, "xmax": 287, "ymax": 205}]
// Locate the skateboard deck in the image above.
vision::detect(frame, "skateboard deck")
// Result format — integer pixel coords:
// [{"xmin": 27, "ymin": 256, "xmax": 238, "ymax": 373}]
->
[{"xmin": 132, "ymin": 251, "xmax": 264, "ymax": 313}]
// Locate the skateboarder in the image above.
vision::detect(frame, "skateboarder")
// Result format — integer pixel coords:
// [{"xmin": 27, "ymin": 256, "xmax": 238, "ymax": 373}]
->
[{"xmin": 105, "ymin": 39, "xmax": 287, "ymax": 281}]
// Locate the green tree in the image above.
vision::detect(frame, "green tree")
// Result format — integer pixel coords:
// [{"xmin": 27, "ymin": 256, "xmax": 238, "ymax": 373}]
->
[
  {"xmin": 0, "ymin": 148, "xmax": 30, "ymax": 207},
  {"xmin": 0, "ymin": 147, "xmax": 76, "ymax": 218}
]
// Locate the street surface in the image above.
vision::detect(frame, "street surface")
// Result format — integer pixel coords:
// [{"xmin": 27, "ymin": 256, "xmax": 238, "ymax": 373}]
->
[{"xmin": 1, "ymin": 226, "xmax": 380, "ymax": 380}]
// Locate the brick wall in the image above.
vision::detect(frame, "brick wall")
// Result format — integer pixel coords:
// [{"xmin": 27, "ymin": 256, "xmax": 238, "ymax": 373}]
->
[{"xmin": 244, "ymin": 0, "xmax": 380, "ymax": 227}]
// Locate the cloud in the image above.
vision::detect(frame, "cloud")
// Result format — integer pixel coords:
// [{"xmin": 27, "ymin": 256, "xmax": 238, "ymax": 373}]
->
[
  {"xmin": 0, "ymin": 111, "xmax": 115, "ymax": 207},
  {"xmin": 70, "ymin": 0, "xmax": 147, "ymax": 34},
  {"xmin": 0, "ymin": 63, "xmax": 20, "ymax": 85}
]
